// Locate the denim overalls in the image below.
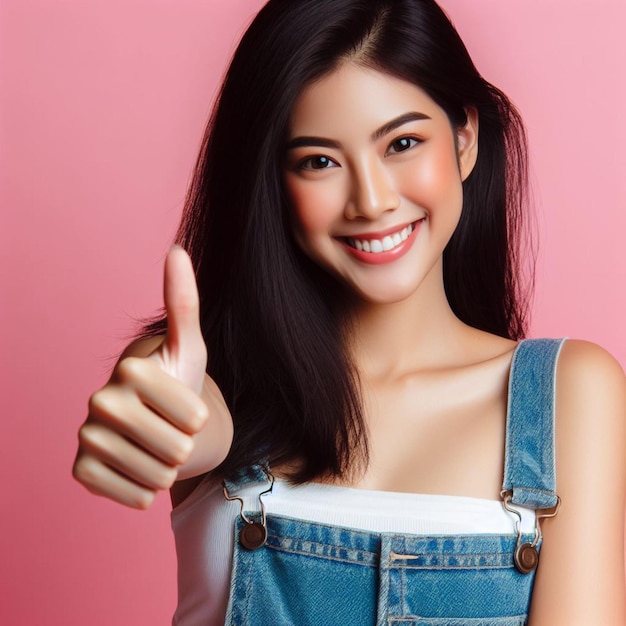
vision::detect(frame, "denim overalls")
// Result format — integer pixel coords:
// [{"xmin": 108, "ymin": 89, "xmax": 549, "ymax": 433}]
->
[{"xmin": 222, "ymin": 338, "xmax": 565, "ymax": 625}]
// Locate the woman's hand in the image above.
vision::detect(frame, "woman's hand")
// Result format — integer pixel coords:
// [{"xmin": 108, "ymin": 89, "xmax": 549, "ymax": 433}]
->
[{"xmin": 72, "ymin": 246, "xmax": 233, "ymax": 509}]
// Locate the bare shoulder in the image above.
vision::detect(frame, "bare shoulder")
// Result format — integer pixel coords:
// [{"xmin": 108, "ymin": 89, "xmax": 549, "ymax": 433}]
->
[
  {"xmin": 554, "ymin": 340, "xmax": 625, "ymax": 471},
  {"xmin": 528, "ymin": 339, "xmax": 626, "ymax": 624},
  {"xmin": 557, "ymin": 338, "xmax": 625, "ymax": 391},
  {"xmin": 554, "ymin": 338, "xmax": 625, "ymax": 504},
  {"xmin": 555, "ymin": 339, "xmax": 625, "ymax": 438}
]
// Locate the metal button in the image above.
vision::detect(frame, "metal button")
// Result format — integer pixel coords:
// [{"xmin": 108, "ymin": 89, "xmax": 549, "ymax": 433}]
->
[
  {"xmin": 239, "ymin": 521, "xmax": 268, "ymax": 550},
  {"xmin": 514, "ymin": 542, "xmax": 539, "ymax": 574}
]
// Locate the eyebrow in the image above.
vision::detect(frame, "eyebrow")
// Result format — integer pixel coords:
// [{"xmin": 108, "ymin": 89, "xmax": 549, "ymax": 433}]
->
[{"xmin": 285, "ymin": 111, "xmax": 431, "ymax": 151}]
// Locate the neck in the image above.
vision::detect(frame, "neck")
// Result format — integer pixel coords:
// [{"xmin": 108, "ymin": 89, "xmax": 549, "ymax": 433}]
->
[{"xmin": 346, "ymin": 260, "xmax": 469, "ymax": 381}]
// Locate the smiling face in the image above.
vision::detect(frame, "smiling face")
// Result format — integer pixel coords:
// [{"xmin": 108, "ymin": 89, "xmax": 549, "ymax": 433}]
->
[{"xmin": 283, "ymin": 63, "xmax": 478, "ymax": 306}]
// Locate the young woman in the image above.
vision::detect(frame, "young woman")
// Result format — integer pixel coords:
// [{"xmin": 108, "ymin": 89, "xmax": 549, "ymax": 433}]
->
[{"xmin": 73, "ymin": 0, "xmax": 626, "ymax": 624}]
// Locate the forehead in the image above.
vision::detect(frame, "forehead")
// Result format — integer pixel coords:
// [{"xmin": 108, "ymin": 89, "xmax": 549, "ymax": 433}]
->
[{"xmin": 288, "ymin": 63, "xmax": 447, "ymax": 136}]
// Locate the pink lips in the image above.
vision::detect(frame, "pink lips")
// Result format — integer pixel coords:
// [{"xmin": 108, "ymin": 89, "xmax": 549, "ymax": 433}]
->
[{"xmin": 337, "ymin": 219, "xmax": 423, "ymax": 265}]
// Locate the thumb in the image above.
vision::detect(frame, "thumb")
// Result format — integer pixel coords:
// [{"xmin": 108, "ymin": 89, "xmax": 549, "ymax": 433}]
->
[{"xmin": 155, "ymin": 245, "xmax": 207, "ymax": 394}]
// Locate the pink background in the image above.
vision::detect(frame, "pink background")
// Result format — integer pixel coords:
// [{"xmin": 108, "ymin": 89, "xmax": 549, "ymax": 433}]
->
[{"xmin": 2, "ymin": 0, "xmax": 624, "ymax": 624}]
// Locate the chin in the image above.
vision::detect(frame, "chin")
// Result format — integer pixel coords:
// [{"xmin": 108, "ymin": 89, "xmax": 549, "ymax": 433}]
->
[{"xmin": 346, "ymin": 279, "xmax": 425, "ymax": 306}]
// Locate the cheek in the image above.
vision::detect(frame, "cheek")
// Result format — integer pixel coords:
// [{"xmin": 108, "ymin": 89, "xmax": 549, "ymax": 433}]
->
[
  {"xmin": 398, "ymin": 142, "xmax": 463, "ymax": 211},
  {"xmin": 284, "ymin": 176, "xmax": 343, "ymax": 238}
]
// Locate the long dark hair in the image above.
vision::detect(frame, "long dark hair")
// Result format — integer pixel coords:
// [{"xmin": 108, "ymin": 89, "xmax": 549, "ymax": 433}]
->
[{"xmin": 145, "ymin": 0, "xmax": 532, "ymax": 482}]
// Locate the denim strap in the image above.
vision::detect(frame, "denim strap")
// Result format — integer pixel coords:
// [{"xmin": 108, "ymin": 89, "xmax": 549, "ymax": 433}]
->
[
  {"xmin": 502, "ymin": 338, "xmax": 567, "ymax": 510},
  {"xmin": 223, "ymin": 464, "xmax": 269, "ymax": 494}
]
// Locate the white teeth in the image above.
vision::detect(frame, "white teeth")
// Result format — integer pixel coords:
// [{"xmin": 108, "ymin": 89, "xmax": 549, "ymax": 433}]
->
[
  {"xmin": 347, "ymin": 222, "xmax": 418, "ymax": 254},
  {"xmin": 382, "ymin": 236, "xmax": 394, "ymax": 251}
]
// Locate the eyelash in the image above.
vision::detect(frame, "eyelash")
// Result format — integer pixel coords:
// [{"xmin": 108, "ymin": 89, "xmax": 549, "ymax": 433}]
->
[
  {"xmin": 386, "ymin": 136, "xmax": 421, "ymax": 154},
  {"xmin": 297, "ymin": 155, "xmax": 339, "ymax": 171},
  {"xmin": 296, "ymin": 135, "xmax": 422, "ymax": 171}
]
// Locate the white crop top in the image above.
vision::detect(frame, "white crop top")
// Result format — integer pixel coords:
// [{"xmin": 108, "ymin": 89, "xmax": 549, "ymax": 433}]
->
[{"xmin": 170, "ymin": 475, "xmax": 535, "ymax": 625}]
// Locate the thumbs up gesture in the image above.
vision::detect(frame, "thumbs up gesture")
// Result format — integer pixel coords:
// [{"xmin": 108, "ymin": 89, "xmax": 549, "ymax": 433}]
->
[
  {"xmin": 73, "ymin": 247, "xmax": 233, "ymax": 509},
  {"xmin": 150, "ymin": 245, "xmax": 208, "ymax": 396}
]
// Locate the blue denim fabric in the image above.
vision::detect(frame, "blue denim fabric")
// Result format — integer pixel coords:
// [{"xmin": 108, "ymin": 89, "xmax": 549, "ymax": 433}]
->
[
  {"xmin": 503, "ymin": 339, "xmax": 565, "ymax": 510},
  {"xmin": 224, "ymin": 338, "xmax": 566, "ymax": 626}
]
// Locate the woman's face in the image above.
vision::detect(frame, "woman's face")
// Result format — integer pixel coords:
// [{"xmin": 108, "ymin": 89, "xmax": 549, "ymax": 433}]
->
[{"xmin": 283, "ymin": 63, "xmax": 478, "ymax": 305}]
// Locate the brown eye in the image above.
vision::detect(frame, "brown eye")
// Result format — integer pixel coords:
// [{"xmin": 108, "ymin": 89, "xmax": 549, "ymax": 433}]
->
[
  {"xmin": 299, "ymin": 155, "xmax": 338, "ymax": 170},
  {"xmin": 387, "ymin": 136, "xmax": 419, "ymax": 154}
]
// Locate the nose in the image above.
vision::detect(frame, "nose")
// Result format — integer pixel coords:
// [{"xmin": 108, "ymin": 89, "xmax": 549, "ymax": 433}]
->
[{"xmin": 344, "ymin": 156, "xmax": 400, "ymax": 220}]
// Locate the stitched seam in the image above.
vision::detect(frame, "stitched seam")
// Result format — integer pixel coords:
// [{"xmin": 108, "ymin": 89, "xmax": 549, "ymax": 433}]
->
[
  {"xmin": 265, "ymin": 543, "xmax": 377, "ymax": 565},
  {"xmin": 392, "ymin": 563, "xmax": 514, "ymax": 571},
  {"xmin": 513, "ymin": 487, "xmax": 555, "ymax": 495},
  {"xmin": 390, "ymin": 617, "xmax": 527, "ymax": 620},
  {"xmin": 266, "ymin": 534, "xmax": 376, "ymax": 555}
]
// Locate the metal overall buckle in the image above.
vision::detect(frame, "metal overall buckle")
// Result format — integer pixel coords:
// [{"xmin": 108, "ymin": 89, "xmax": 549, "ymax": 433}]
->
[
  {"xmin": 223, "ymin": 469, "xmax": 274, "ymax": 550},
  {"xmin": 500, "ymin": 490, "xmax": 561, "ymax": 574}
]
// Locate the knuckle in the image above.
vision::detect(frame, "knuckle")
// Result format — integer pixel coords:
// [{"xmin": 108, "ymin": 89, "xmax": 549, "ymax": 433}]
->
[
  {"xmin": 115, "ymin": 356, "xmax": 145, "ymax": 384},
  {"xmin": 88, "ymin": 389, "xmax": 109, "ymax": 414},
  {"xmin": 171, "ymin": 300, "xmax": 197, "ymax": 317},
  {"xmin": 72, "ymin": 454, "xmax": 100, "ymax": 488},
  {"xmin": 115, "ymin": 356, "xmax": 138, "ymax": 382},
  {"xmin": 78, "ymin": 422, "xmax": 101, "ymax": 448},
  {"xmin": 88, "ymin": 388, "xmax": 123, "ymax": 421},
  {"xmin": 79, "ymin": 422, "xmax": 121, "ymax": 460},
  {"xmin": 88, "ymin": 388, "xmax": 133, "ymax": 431}
]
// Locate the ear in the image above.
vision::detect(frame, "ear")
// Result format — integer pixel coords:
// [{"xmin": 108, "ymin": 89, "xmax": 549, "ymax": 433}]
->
[{"xmin": 456, "ymin": 107, "xmax": 479, "ymax": 182}]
